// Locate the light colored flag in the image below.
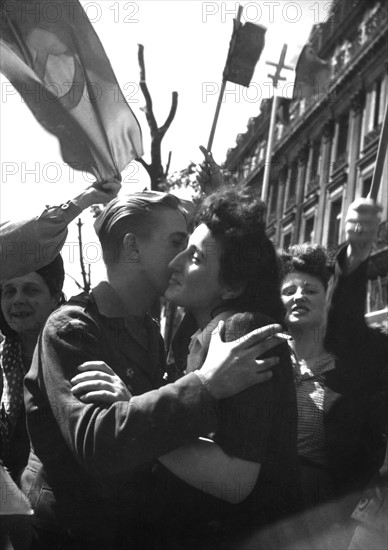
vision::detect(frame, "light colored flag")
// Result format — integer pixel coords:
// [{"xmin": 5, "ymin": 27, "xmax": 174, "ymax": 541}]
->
[{"xmin": 0, "ymin": 0, "xmax": 143, "ymax": 182}]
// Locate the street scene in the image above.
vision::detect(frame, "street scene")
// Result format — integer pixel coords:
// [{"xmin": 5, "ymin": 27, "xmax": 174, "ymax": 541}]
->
[{"xmin": 0, "ymin": 1, "xmax": 387, "ymax": 549}]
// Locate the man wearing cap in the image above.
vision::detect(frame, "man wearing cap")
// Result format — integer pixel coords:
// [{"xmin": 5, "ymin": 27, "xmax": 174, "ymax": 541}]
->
[{"xmin": 21, "ymin": 191, "xmax": 282, "ymax": 549}]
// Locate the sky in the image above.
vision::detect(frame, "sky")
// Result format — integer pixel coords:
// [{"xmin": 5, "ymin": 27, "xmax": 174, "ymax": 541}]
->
[{"xmin": 0, "ymin": 0, "xmax": 333, "ymax": 295}]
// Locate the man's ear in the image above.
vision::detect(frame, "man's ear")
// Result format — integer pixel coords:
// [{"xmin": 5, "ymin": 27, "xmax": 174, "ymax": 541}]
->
[
  {"xmin": 122, "ymin": 233, "xmax": 140, "ymax": 263},
  {"xmin": 221, "ymin": 281, "xmax": 246, "ymax": 301}
]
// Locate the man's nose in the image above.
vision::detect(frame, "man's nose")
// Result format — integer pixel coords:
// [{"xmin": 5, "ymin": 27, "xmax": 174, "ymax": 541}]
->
[{"xmin": 293, "ymin": 287, "xmax": 305, "ymax": 300}]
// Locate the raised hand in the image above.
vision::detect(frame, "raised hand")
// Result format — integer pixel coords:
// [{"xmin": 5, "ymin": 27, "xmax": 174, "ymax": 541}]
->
[
  {"xmin": 72, "ymin": 178, "xmax": 122, "ymax": 212},
  {"xmin": 345, "ymin": 197, "xmax": 382, "ymax": 270},
  {"xmin": 195, "ymin": 145, "xmax": 223, "ymax": 195},
  {"xmin": 86, "ymin": 178, "xmax": 122, "ymax": 204}
]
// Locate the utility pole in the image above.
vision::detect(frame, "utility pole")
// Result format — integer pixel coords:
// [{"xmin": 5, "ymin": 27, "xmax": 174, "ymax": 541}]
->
[{"xmin": 261, "ymin": 44, "xmax": 293, "ymax": 203}]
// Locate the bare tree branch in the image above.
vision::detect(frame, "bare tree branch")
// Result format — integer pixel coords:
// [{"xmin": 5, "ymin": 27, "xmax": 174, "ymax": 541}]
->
[
  {"xmin": 138, "ymin": 44, "xmax": 157, "ymax": 133},
  {"xmin": 159, "ymin": 91, "xmax": 178, "ymax": 136},
  {"xmin": 164, "ymin": 151, "xmax": 172, "ymax": 179},
  {"xmin": 65, "ymin": 273, "xmax": 84, "ymax": 291},
  {"xmin": 77, "ymin": 218, "xmax": 91, "ymax": 293},
  {"xmin": 137, "ymin": 43, "xmax": 178, "ymax": 189},
  {"xmin": 138, "ymin": 43, "xmax": 146, "ymax": 82},
  {"xmin": 136, "ymin": 156, "xmax": 151, "ymax": 172}
]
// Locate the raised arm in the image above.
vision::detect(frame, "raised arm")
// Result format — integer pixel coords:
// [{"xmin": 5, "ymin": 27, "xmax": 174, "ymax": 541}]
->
[
  {"xmin": 0, "ymin": 180, "xmax": 121, "ymax": 281},
  {"xmin": 342, "ymin": 197, "xmax": 382, "ymax": 274},
  {"xmin": 324, "ymin": 198, "xmax": 387, "ymax": 367},
  {"xmin": 195, "ymin": 145, "xmax": 224, "ymax": 195}
]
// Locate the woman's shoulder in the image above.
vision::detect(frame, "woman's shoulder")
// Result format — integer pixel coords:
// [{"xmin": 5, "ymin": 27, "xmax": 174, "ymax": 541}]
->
[{"xmin": 224, "ymin": 311, "xmax": 276, "ymax": 342}]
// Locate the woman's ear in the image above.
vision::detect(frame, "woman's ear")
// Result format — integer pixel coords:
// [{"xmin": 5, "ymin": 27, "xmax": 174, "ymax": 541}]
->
[
  {"xmin": 122, "ymin": 233, "xmax": 140, "ymax": 263},
  {"xmin": 221, "ymin": 281, "xmax": 246, "ymax": 301}
]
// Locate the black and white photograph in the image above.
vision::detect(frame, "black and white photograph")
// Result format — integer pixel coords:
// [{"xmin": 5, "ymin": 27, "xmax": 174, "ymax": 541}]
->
[{"xmin": 0, "ymin": 1, "xmax": 387, "ymax": 549}]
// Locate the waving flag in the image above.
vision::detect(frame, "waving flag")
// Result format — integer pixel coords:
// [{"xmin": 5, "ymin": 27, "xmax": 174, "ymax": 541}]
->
[
  {"xmin": 0, "ymin": 0, "xmax": 143, "ymax": 182},
  {"xmin": 223, "ymin": 19, "xmax": 266, "ymax": 87},
  {"xmin": 292, "ymin": 43, "xmax": 331, "ymax": 101}
]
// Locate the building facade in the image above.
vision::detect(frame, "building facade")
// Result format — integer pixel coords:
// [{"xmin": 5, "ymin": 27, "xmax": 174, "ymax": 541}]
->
[{"xmin": 223, "ymin": 0, "xmax": 388, "ymax": 320}]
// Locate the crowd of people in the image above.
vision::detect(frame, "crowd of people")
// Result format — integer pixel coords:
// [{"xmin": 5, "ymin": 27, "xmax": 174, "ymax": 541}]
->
[{"xmin": 0, "ymin": 153, "xmax": 387, "ymax": 550}]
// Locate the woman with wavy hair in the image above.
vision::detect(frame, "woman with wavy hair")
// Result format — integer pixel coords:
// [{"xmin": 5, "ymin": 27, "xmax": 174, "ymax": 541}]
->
[
  {"xmin": 278, "ymin": 242, "xmax": 387, "ymax": 544},
  {"xmin": 70, "ymin": 186, "xmax": 301, "ymax": 549},
  {"xmin": 145, "ymin": 186, "xmax": 300, "ymax": 549}
]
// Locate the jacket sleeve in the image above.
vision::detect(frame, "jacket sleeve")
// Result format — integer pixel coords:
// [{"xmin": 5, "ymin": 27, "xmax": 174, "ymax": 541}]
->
[
  {"xmin": 324, "ymin": 246, "xmax": 388, "ymax": 374},
  {"xmin": 26, "ymin": 307, "xmax": 218, "ymax": 476},
  {"xmin": 0, "ymin": 202, "xmax": 81, "ymax": 282}
]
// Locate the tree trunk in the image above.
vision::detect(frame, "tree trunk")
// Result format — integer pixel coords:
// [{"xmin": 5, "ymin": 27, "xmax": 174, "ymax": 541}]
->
[{"xmin": 136, "ymin": 44, "xmax": 178, "ymax": 190}]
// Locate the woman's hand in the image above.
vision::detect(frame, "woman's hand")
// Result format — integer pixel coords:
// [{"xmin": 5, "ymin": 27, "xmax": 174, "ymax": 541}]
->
[{"xmin": 71, "ymin": 361, "xmax": 131, "ymax": 404}]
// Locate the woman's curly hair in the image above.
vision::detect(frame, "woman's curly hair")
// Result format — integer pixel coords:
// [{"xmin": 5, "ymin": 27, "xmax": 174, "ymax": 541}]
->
[
  {"xmin": 191, "ymin": 186, "xmax": 285, "ymax": 324},
  {"xmin": 278, "ymin": 243, "xmax": 333, "ymax": 290}
]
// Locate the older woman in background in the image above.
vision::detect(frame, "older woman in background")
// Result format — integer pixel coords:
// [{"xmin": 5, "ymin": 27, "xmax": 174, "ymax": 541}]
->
[{"xmin": 0, "ymin": 256, "xmax": 65, "ymax": 480}]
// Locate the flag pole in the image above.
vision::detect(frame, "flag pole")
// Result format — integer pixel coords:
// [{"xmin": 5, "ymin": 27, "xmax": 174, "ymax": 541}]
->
[
  {"xmin": 207, "ymin": 79, "xmax": 227, "ymax": 152},
  {"xmin": 261, "ymin": 44, "xmax": 291, "ymax": 203},
  {"xmin": 261, "ymin": 91, "xmax": 279, "ymax": 203},
  {"xmin": 368, "ymin": 100, "xmax": 388, "ymax": 200},
  {"xmin": 207, "ymin": 5, "xmax": 243, "ymax": 152}
]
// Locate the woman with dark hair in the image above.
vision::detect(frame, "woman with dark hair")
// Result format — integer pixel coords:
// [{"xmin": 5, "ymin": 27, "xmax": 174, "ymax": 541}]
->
[
  {"xmin": 279, "ymin": 245, "xmax": 336, "ymax": 506},
  {"xmin": 0, "ymin": 255, "xmax": 65, "ymax": 479},
  {"xmin": 71, "ymin": 186, "xmax": 300, "ymax": 548},
  {"xmin": 146, "ymin": 186, "xmax": 300, "ymax": 548},
  {"xmin": 278, "ymin": 242, "xmax": 387, "ymax": 543}
]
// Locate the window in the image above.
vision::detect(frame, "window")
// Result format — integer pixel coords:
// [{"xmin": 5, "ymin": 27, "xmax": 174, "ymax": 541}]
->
[
  {"xmin": 282, "ymin": 231, "xmax": 292, "ymax": 250},
  {"xmin": 365, "ymin": 77, "xmax": 384, "ymax": 137},
  {"xmin": 336, "ymin": 112, "xmax": 349, "ymax": 160},
  {"xmin": 373, "ymin": 78, "xmax": 382, "ymax": 129},
  {"xmin": 362, "ymin": 177, "xmax": 372, "ymax": 197},
  {"xmin": 309, "ymin": 140, "xmax": 321, "ymax": 186},
  {"xmin": 270, "ymin": 182, "xmax": 279, "ymax": 214},
  {"xmin": 327, "ymin": 198, "xmax": 342, "ymax": 246},
  {"xmin": 286, "ymin": 161, "xmax": 298, "ymax": 206},
  {"xmin": 304, "ymin": 216, "xmax": 315, "ymax": 243}
]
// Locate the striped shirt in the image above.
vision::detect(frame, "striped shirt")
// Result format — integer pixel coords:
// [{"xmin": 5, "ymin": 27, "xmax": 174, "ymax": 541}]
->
[{"xmin": 289, "ymin": 345, "xmax": 336, "ymax": 467}]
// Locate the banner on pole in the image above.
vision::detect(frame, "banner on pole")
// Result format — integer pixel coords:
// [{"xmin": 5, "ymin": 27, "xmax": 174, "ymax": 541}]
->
[{"xmin": 223, "ymin": 20, "xmax": 266, "ymax": 87}]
